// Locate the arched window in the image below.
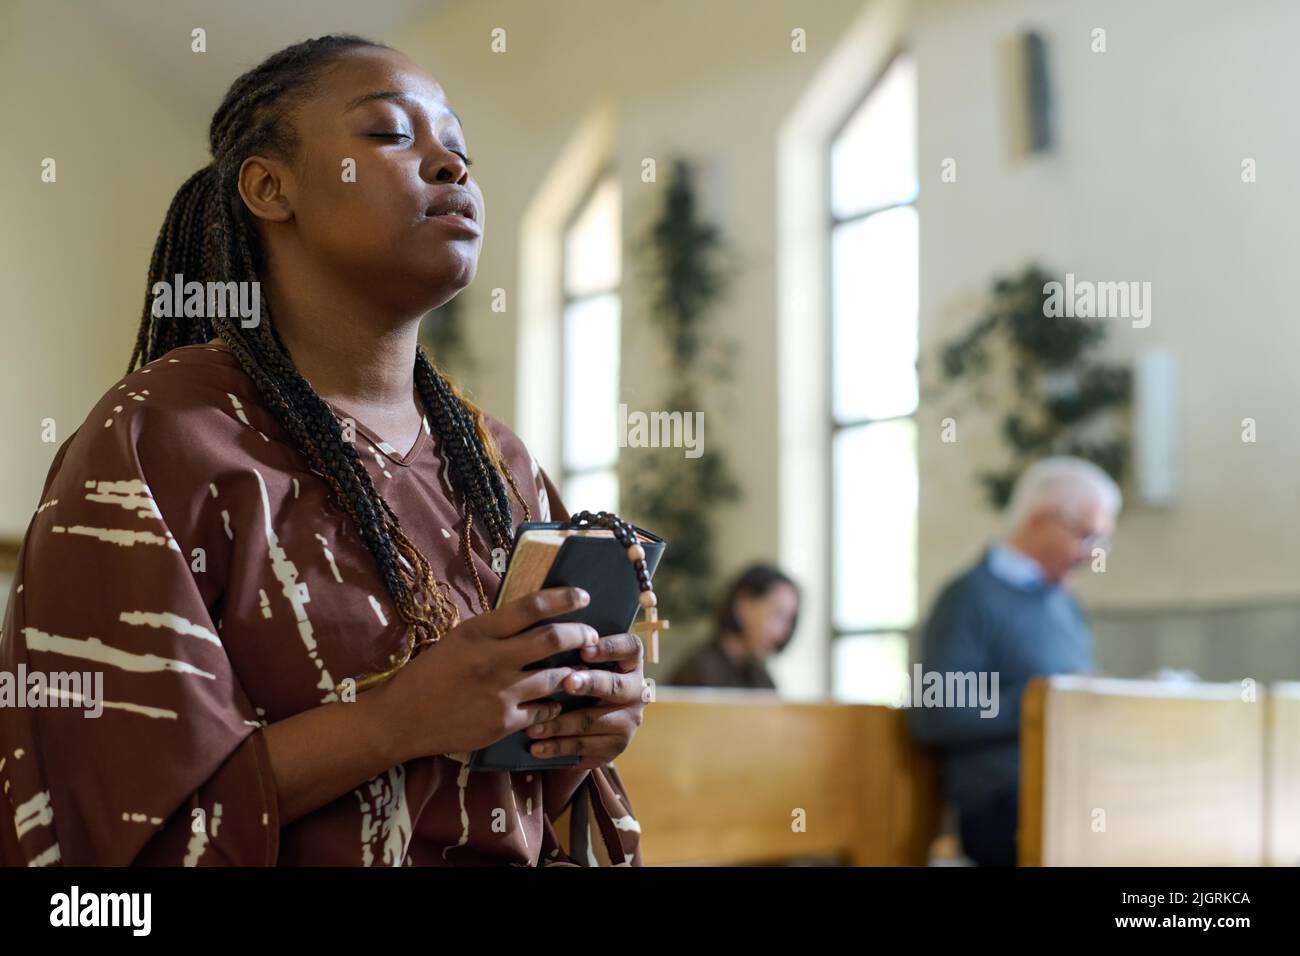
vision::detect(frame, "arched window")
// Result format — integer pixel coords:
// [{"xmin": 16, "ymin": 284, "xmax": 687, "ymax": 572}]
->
[
  {"xmin": 560, "ymin": 169, "xmax": 621, "ymax": 512},
  {"xmin": 828, "ymin": 52, "xmax": 918, "ymax": 703}
]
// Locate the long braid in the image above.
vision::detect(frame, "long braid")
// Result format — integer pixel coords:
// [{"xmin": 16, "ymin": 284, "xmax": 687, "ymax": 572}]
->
[
  {"xmin": 414, "ymin": 352, "xmax": 515, "ymax": 550},
  {"xmin": 129, "ymin": 34, "xmax": 529, "ymax": 690}
]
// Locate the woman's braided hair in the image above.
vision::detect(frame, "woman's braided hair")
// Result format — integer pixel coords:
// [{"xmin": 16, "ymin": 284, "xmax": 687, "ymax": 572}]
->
[{"xmin": 130, "ymin": 34, "xmax": 530, "ymax": 690}]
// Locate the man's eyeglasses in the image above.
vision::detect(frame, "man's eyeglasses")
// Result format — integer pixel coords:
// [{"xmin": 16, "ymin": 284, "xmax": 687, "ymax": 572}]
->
[{"xmin": 1053, "ymin": 512, "xmax": 1111, "ymax": 551}]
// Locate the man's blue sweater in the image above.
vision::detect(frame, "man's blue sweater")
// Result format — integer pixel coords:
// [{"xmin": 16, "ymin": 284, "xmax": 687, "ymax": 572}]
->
[{"xmin": 908, "ymin": 548, "xmax": 1096, "ymax": 810}]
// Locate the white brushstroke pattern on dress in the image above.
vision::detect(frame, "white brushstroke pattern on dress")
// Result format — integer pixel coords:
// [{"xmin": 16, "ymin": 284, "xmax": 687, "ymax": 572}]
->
[
  {"xmin": 43, "ymin": 685, "xmax": 177, "ymax": 720},
  {"xmin": 508, "ymin": 782, "xmax": 530, "ymax": 855},
  {"xmin": 314, "ymin": 534, "xmax": 343, "ymax": 583},
  {"xmin": 183, "ymin": 803, "xmax": 221, "ymax": 866},
  {"xmin": 252, "ymin": 469, "xmax": 335, "ymax": 699},
  {"xmin": 530, "ymin": 455, "xmax": 551, "ymax": 520},
  {"xmin": 356, "ymin": 766, "xmax": 412, "ymax": 867},
  {"xmin": 15, "ymin": 790, "xmax": 53, "ymax": 838},
  {"xmin": 442, "ymin": 759, "xmax": 473, "ymax": 861},
  {"xmin": 84, "ymin": 479, "xmax": 160, "ymax": 520},
  {"xmin": 227, "ymin": 393, "xmax": 253, "ymax": 428},
  {"xmin": 122, "ymin": 812, "xmax": 164, "ymax": 825},
  {"xmin": 119, "ymin": 610, "xmax": 221, "ymax": 647},
  {"xmin": 368, "ymin": 446, "xmax": 393, "ymax": 479},
  {"xmin": 52, "ymin": 525, "xmax": 181, "ymax": 551},
  {"xmin": 27, "ymin": 843, "xmax": 61, "ymax": 867},
  {"xmin": 23, "ymin": 627, "xmax": 215, "ymax": 680}
]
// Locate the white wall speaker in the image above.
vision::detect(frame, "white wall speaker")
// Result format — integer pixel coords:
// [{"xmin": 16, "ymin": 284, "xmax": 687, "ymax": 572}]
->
[{"xmin": 1134, "ymin": 347, "xmax": 1178, "ymax": 507}]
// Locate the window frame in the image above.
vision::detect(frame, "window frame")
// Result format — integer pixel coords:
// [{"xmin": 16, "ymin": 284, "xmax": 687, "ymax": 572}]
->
[
  {"xmin": 825, "ymin": 48, "xmax": 920, "ymax": 682},
  {"xmin": 558, "ymin": 163, "xmax": 622, "ymax": 505}
]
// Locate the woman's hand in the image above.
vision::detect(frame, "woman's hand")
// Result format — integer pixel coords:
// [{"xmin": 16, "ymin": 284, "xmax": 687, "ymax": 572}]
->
[
  {"xmin": 524, "ymin": 631, "xmax": 647, "ymax": 770},
  {"xmin": 371, "ymin": 586, "xmax": 601, "ymax": 764}
]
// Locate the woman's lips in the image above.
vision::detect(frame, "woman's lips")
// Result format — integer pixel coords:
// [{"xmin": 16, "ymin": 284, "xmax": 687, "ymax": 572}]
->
[{"xmin": 423, "ymin": 212, "xmax": 481, "ymax": 236}]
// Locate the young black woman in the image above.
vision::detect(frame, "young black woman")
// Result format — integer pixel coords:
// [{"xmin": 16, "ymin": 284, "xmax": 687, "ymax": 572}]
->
[{"xmin": 0, "ymin": 35, "xmax": 645, "ymax": 866}]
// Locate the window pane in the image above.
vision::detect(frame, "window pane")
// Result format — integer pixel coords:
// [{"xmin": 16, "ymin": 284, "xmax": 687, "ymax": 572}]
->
[
  {"xmin": 564, "ymin": 174, "xmax": 621, "ymax": 297},
  {"xmin": 832, "ymin": 632, "xmax": 910, "ymax": 705},
  {"xmin": 833, "ymin": 419, "xmax": 917, "ymax": 631},
  {"xmin": 563, "ymin": 293, "xmax": 621, "ymax": 471},
  {"xmin": 563, "ymin": 468, "xmax": 619, "ymax": 516},
  {"xmin": 830, "ymin": 54, "xmax": 917, "ymax": 218},
  {"xmin": 831, "ymin": 204, "xmax": 918, "ymax": 422}
]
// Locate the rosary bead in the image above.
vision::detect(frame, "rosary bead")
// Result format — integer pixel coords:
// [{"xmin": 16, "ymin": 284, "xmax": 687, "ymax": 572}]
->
[
  {"xmin": 627, "ymin": 544, "xmax": 645, "ymax": 562},
  {"xmin": 638, "ymin": 590, "xmax": 657, "ymax": 609}
]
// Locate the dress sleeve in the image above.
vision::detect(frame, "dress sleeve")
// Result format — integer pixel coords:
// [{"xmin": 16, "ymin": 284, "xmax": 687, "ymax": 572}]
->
[{"xmin": 0, "ymin": 405, "xmax": 280, "ymax": 866}]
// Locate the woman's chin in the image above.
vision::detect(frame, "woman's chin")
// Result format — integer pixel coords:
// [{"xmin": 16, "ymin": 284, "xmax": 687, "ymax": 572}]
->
[
  {"xmin": 415, "ymin": 248, "xmax": 477, "ymax": 284},
  {"xmin": 399, "ymin": 262, "xmax": 476, "ymax": 306}
]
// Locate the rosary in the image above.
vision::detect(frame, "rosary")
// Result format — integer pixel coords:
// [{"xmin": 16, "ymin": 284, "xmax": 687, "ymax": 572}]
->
[{"xmin": 565, "ymin": 510, "xmax": 670, "ymax": 664}]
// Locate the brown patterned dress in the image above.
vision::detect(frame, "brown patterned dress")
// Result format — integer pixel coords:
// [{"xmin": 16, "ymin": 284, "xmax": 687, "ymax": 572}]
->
[{"xmin": 0, "ymin": 343, "xmax": 642, "ymax": 866}]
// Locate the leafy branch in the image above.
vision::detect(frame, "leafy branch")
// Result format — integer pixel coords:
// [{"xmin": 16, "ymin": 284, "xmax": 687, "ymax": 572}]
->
[
  {"xmin": 623, "ymin": 158, "xmax": 744, "ymax": 625},
  {"xmin": 933, "ymin": 265, "xmax": 1132, "ymax": 508}
]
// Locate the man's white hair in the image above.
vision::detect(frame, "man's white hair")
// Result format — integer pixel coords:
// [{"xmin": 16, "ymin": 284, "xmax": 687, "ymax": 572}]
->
[{"xmin": 1003, "ymin": 456, "xmax": 1122, "ymax": 532}]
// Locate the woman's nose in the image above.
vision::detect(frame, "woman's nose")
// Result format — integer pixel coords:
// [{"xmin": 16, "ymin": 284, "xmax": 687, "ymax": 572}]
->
[{"xmin": 422, "ymin": 150, "xmax": 470, "ymax": 185}]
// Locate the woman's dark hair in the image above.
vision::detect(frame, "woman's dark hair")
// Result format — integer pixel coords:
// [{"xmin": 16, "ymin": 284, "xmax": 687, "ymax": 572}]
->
[
  {"xmin": 712, "ymin": 563, "xmax": 800, "ymax": 654},
  {"xmin": 129, "ymin": 34, "xmax": 528, "ymax": 688}
]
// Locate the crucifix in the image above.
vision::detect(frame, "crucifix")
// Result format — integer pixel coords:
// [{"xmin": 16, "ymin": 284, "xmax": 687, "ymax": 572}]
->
[{"xmin": 632, "ymin": 605, "xmax": 671, "ymax": 664}]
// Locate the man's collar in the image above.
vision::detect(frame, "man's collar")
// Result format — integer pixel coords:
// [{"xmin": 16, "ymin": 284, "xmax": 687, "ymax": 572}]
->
[{"xmin": 987, "ymin": 542, "xmax": 1051, "ymax": 592}]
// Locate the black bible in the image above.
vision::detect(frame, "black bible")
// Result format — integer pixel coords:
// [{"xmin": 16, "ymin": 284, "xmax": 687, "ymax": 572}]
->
[{"xmin": 466, "ymin": 520, "xmax": 666, "ymax": 772}]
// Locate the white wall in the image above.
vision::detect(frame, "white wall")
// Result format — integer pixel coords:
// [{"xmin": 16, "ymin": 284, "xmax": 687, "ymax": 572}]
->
[
  {"xmin": 913, "ymin": 0, "xmax": 1300, "ymax": 613},
  {"xmin": 0, "ymin": 0, "xmax": 207, "ymax": 539}
]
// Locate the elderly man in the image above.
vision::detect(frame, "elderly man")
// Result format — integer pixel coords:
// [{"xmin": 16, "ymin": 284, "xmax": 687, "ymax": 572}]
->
[{"xmin": 908, "ymin": 456, "xmax": 1120, "ymax": 866}]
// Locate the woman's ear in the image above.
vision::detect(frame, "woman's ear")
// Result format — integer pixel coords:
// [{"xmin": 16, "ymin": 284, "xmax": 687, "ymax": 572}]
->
[{"xmin": 237, "ymin": 155, "xmax": 294, "ymax": 223}]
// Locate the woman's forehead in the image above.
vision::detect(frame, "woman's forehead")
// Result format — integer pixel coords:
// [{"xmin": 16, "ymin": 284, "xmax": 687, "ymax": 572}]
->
[{"xmin": 316, "ymin": 47, "xmax": 449, "ymax": 115}]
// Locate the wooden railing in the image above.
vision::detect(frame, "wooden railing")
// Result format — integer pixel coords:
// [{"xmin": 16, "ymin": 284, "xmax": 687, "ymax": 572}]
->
[
  {"xmin": 616, "ymin": 688, "xmax": 939, "ymax": 866},
  {"xmin": 1267, "ymin": 681, "xmax": 1300, "ymax": 866},
  {"xmin": 1019, "ymin": 675, "xmax": 1281, "ymax": 866}
]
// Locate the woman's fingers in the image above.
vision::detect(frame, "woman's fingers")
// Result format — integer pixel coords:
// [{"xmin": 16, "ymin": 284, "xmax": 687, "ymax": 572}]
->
[
  {"xmin": 528, "ymin": 733, "xmax": 626, "ymax": 762},
  {"xmin": 515, "ymin": 700, "xmax": 564, "ymax": 731},
  {"xmin": 508, "ymin": 622, "xmax": 599, "ymax": 669},
  {"xmin": 509, "ymin": 665, "xmax": 576, "ymax": 704},
  {"xmin": 578, "ymin": 632, "xmax": 643, "ymax": 671},
  {"xmin": 526, "ymin": 705, "xmax": 628, "ymax": 740},
  {"xmin": 464, "ymin": 586, "xmax": 589, "ymax": 640},
  {"xmin": 562, "ymin": 667, "xmax": 642, "ymax": 704}
]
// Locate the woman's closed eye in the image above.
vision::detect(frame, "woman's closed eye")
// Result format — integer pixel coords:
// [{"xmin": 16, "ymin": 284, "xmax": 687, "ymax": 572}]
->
[{"xmin": 366, "ymin": 133, "xmax": 473, "ymax": 166}]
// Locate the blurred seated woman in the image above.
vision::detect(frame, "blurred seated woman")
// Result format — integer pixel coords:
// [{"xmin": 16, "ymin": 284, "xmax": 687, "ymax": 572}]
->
[{"xmin": 668, "ymin": 564, "xmax": 799, "ymax": 689}]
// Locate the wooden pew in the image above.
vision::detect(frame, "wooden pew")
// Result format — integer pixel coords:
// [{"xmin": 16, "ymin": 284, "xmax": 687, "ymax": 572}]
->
[
  {"xmin": 1266, "ymin": 681, "xmax": 1300, "ymax": 866},
  {"xmin": 615, "ymin": 687, "xmax": 938, "ymax": 865},
  {"xmin": 1019, "ymin": 675, "xmax": 1266, "ymax": 866}
]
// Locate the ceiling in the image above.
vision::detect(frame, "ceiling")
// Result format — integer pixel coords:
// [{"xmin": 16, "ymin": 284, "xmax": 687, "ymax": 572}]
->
[{"xmin": 80, "ymin": 0, "xmax": 443, "ymax": 113}]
